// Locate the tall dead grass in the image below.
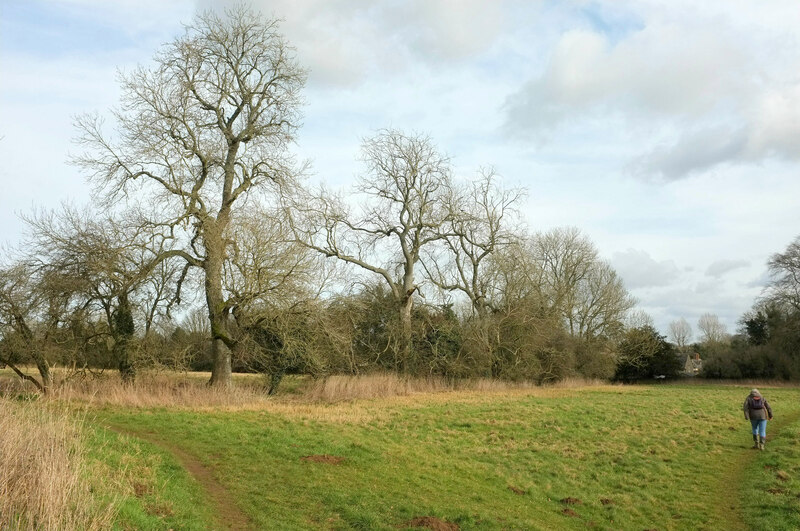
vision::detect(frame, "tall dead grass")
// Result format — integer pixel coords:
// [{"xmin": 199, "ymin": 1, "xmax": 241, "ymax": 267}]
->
[
  {"xmin": 2, "ymin": 368, "xmax": 612, "ymax": 409},
  {"xmin": 49, "ymin": 372, "xmax": 272, "ymax": 409},
  {"xmin": 0, "ymin": 400, "xmax": 116, "ymax": 530},
  {"xmin": 304, "ymin": 373, "xmax": 608, "ymax": 402}
]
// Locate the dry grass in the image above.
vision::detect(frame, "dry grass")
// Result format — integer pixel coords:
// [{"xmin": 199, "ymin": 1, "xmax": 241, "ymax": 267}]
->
[
  {"xmin": 305, "ymin": 373, "xmax": 457, "ymax": 402},
  {"xmin": 1, "ymin": 367, "xmax": 613, "ymax": 409},
  {"xmin": 304, "ymin": 373, "xmax": 610, "ymax": 402},
  {"xmin": 0, "ymin": 399, "xmax": 116, "ymax": 530},
  {"xmin": 49, "ymin": 372, "xmax": 272, "ymax": 409}
]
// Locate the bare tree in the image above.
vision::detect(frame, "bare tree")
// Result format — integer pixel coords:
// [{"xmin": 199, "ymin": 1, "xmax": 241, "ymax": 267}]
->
[
  {"xmin": 294, "ymin": 129, "xmax": 453, "ymax": 371},
  {"xmin": 767, "ymin": 235, "xmax": 800, "ymax": 312},
  {"xmin": 424, "ymin": 168, "xmax": 525, "ymax": 317},
  {"xmin": 486, "ymin": 237, "xmax": 546, "ymax": 309},
  {"xmin": 668, "ymin": 317, "xmax": 692, "ymax": 351},
  {"xmin": 532, "ymin": 227, "xmax": 596, "ymax": 323},
  {"xmin": 24, "ymin": 207, "xmax": 184, "ymax": 381},
  {"xmin": 73, "ymin": 6, "xmax": 306, "ymax": 386},
  {"xmin": 225, "ymin": 205, "xmax": 323, "ymax": 323},
  {"xmin": 0, "ymin": 264, "xmax": 53, "ymax": 392},
  {"xmin": 697, "ymin": 313, "xmax": 727, "ymax": 344},
  {"xmin": 531, "ymin": 227, "xmax": 634, "ymax": 339},
  {"xmin": 223, "ymin": 204, "xmax": 335, "ymax": 389},
  {"xmin": 573, "ymin": 263, "xmax": 633, "ymax": 339},
  {"xmin": 626, "ymin": 310, "xmax": 655, "ymax": 330},
  {"xmin": 0, "ymin": 253, "xmax": 94, "ymax": 393}
]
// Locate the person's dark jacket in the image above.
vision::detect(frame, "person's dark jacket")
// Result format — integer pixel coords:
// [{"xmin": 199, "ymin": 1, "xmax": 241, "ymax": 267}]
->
[{"xmin": 743, "ymin": 391, "xmax": 773, "ymax": 421}]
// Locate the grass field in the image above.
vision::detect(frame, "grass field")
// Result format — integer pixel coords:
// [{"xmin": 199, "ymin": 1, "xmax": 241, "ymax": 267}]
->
[{"xmin": 3, "ymin": 375, "xmax": 800, "ymax": 530}]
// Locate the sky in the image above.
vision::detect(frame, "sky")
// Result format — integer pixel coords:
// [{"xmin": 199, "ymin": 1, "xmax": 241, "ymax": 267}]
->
[{"xmin": 1, "ymin": 0, "xmax": 799, "ymax": 339}]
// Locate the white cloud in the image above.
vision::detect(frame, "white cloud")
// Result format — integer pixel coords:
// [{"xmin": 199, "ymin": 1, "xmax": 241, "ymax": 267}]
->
[
  {"xmin": 505, "ymin": 22, "xmax": 749, "ymax": 130},
  {"xmin": 197, "ymin": 0, "xmax": 509, "ymax": 87},
  {"xmin": 611, "ymin": 249, "xmax": 680, "ymax": 289},
  {"xmin": 395, "ymin": 0, "xmax": 507, "ymax": 61},
  {"xmin": 706, "ymin": 259, "xmax": 750, "ymax": 279},
  {"xmin": 628, "ymin": 126, "xmax": 749, "ymax": 180},
  {"xmin": 504, "ymin": 1, "xmax": 800, "ymax": 179},
  {"xmin": 746, "ymin": 270, "xmax": 771, "ymax": 289},
  {"xmin": 748, "ymin": 84, "xmax": 800, "ymax": 160}
]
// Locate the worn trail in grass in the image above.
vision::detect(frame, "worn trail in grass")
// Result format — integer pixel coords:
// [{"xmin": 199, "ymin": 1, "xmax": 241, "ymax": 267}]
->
[
  {"xmin": 91, "ymin": 384, "xmax": 800, "ymax": 530},
  {"xmin": 107, "ymin": 425, "xmax": 255, "ymax": 530},
  {"xmin": 716, "ymin": 409, "xmax": 800, "ymax": 531}
]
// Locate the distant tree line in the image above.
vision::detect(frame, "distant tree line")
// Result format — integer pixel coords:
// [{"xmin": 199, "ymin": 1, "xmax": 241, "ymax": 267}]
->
[
  {"xmin": 697, "ymin": 236, "xmax": 800, "ymax": 380},
  {"xmin": 655, "ymin": 236, "xmax": 800, "ymax": 381}
]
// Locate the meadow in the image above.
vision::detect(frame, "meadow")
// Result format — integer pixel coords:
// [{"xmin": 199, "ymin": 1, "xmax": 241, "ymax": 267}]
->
[{"xmin": 2, "ymin": 372, "xmax": 800, "ymax": 530}]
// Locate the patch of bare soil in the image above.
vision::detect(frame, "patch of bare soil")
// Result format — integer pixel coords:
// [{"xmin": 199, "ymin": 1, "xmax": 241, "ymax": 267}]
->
[
  {"xmin": 145, "ymin": 502, "xmax": 174, "ymax": 518},
  {"xmin": 561, "ymin": 508, "xmax": 579, "ymax": 517},
  {"xmin": 600, "ymin": 498, "xmax": 614, "ymax": 506},
  {"xmin": 507, "ymin": 485, "xmax": 526, "ymax": 495},
  {"xmin": 107, "ymin": 425, "xmax": 254, "ymax": 530},
  {"xmin": 300, "ymin": 454, "xmax": 345, "ymax": 464},
  {"xmin": 132, "ymin": 481, "xmax": 151, "ymax": 498},
  {"xmin": 406, "ymin": 516, "xmax": 460, "ymax": 530},
  {"xmin": 560, "ymin": 497, "xmax": 582, "ymax": 505}
]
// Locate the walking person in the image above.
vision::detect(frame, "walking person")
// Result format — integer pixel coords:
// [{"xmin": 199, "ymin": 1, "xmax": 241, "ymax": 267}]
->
[{"xmin": 743, "ymin": 388, "xmax": 773, "ymax": 450}]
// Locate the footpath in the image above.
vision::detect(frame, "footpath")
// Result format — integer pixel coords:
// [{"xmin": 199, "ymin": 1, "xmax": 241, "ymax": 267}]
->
[
  {"xmin": 107, "ymin": 425, "xmax": 255, "ymax": 531},
  {"xmin": 717, "ymin": 410, "xmax": 800, "ymax": 531}
]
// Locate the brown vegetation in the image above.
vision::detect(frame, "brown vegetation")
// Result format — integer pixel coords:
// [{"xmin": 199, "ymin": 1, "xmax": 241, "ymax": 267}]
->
[
  {"xmin": 0, "ymin": 400, "xmax": 116, "ymax": 530},
  {"xmin": 406, "ymin": 516, "xmax": 460, "ymax": 530},
  {"xmin": 2, "ymin": 368, "xmax": 609, "ymax": 410}
]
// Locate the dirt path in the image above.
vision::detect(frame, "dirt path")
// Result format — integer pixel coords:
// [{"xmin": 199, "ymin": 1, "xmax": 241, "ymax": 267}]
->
[
  {"xmin": 716, "ymin": 411, "xmax": 800, "ymax": 531},
  {"xmin": 107, "ymin": 425, "xmax": 255, "ymax": 530}
]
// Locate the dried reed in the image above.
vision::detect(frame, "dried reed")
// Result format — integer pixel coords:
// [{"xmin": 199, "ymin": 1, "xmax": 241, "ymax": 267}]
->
[
  {"xmin": 303, "ymin": 373, "xmax": 610, "ymax": 402},
  {"xmin": 2, "ymin": 368, "xmax": 613, "ymax": 409},
  {"xmin": 0, "ymin": 400, "xmax": 116, "ymax": 530},
  {"xmin": 49, "ymin": 372, "xmax": 271, "ymax": 409}
]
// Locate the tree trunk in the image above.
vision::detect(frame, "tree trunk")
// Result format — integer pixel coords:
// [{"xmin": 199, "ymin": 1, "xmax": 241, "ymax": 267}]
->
[
  {"xmin": 1, "ymin": 359, "xmax": 45, "ymax": 394},
  {"xmin": 33, "ymin": 355, "xmax": 51, "ymax": 393},
  {"xmin": 209, "ymin": 338, "xmax": 232, "ymax": 386},
  {"xmin": 205, "ymin": 222, "xmax": 233, "ymax": 387},
  {"xmin": 398, "ymin": 296, "xmax": 414, "ymax": 373},
  {"xmin": 18, "ymin": 319, "xmax": 51, "ymax": 393}
]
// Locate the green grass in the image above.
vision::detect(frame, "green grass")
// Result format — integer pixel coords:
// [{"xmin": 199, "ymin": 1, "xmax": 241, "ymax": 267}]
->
[
  {"xmin": 83, "ymin": 421, "xmax": 217, "ymax": 530},
  {"xmin": 82, "ymin": 384, "xmax": 800, "ymax": 530},
  {"xmin": 740, "ymin": 412, "xmax": 800, "ymax": 530}
]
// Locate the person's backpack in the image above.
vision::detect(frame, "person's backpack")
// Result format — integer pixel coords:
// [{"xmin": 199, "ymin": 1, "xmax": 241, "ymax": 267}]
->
[{"xmin": 750, "ymin": 397, "xmax": 765, "ymax": 409}]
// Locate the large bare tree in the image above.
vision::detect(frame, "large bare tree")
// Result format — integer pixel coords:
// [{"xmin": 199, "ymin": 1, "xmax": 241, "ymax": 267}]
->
[
  {"xmin": 530, "ymin": 227, "xmax": 634, "ymax": 339},
  {"xmin": 424, "ymin": 169, "xmax": 525, "ymax": 318},
  {"xmin": 73, "ymin": 6, "xmax": 306, "ymax": 386},
  {"xmin": 294, "ymin": 129, "xmax": 454, "ymax": 371},
  {"xmin": 572, "ymin": 262, "xmax": 633, "ymax": 339}
]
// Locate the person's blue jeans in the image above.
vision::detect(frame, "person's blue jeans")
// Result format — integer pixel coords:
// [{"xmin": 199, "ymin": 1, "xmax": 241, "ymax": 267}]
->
[{"xmin": 751, "ymin": 419, "xmax": 767, "ymax": 438}]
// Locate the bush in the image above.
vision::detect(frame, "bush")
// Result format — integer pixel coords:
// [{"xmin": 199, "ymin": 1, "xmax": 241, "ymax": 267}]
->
[{"xmin": 614, "ymin": 326, "xmax": 681, "ymax": 382}]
